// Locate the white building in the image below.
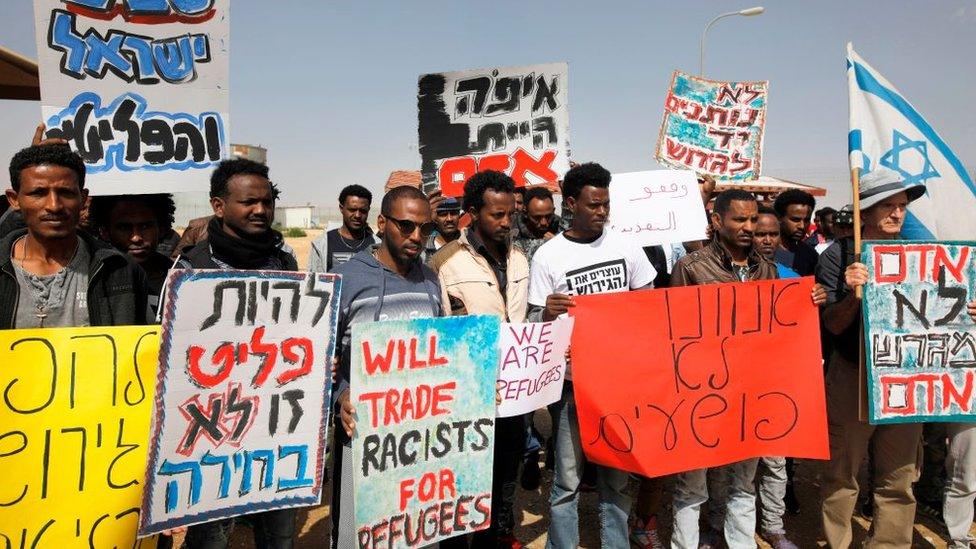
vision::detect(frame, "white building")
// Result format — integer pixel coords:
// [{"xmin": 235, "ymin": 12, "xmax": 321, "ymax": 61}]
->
[{"xmin": 275, "ymin": 205, "xmax": 315, "ymax": 229}]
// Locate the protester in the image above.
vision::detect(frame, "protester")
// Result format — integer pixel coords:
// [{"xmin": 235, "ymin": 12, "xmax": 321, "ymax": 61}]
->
[
  {"xmin": 514, "ymin": 186, "xmax": 525, "ymax": 213},
  {"xmin": 669, "ymin": 189, "xmax": 799, "ymax": 549},
  {"xmin": 330, "ymin": 185, "xmax": 443, "ymax": 547},
  {"xmin": 528, "ymin": 162, "xmax": 656, "ymax": 548},
  {"xmin": 172, "ymin": 158, "xmax": 298, "ymax": 548},
  {"xmin": 817, "ymin": 167, "xmax": 926, "ymax": 548},
  {"xmin": 90, "ymin": 193, "xmax": 176, "ymax": 314},
  {"xmin": 1, "ymin": 144, "xmax": 150, "ymax": 329},
  {"xmin": 805, "ymin": 206, "xmax": 836, "ymax": 252},
  {"xmin": 430, "ymin": 170, "xmax": 528, "ymax": 548},
  {"xmin": 309, "ymin": 184, "xmax": 376, "ymax": 272},
  {"xmin": 424, "ymin": 193, "xmax": 462, "ymax": 260},
  {"xmin": 772, "ymin": 189, "xmax": 819, "ymax": 276},
  {"xmin": 513, "ymin": 186, "xmax": 560, "ymax": 260}
]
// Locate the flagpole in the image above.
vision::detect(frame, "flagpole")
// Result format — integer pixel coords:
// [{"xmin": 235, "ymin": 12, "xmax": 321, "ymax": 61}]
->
[{"xmin": 851, "ymin": 167, "xmax": 862, "ymax": 298}]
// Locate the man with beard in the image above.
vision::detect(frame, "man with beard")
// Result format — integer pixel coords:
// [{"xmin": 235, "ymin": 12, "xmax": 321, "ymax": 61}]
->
[
  {"xmin": 331, "ymin": 185, "xmax": 444, "ymax": 547},
  {"xmin": 529, "ymin": 162, "xmax": 656, "ymax": 548},
  {"xmin": 513, "ymin": 186, "xmax": 560, "ymax": 261},
  {"xmin": 173, "ymin": 158, "xmax": 298, "ymax": 548},
  {"xmin": 772, "ymin": 190, "xmax": 819, "ymax": 276},
  {"xmin": 309, "ymin": 184, "xmax": 376, "ymax": 272},
  {"xmin": 430, "ymin": 170, "xmax": 528, "ymax": 548},
  {"xmin": 424, "ymin": 194, "xmax": 462, "ymax": 260},
  {"xmin": 90, "ymin": 193, "xmax": 175, "ymax": 315}
]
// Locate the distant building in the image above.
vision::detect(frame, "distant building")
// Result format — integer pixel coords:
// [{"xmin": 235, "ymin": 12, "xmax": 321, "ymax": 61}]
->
[
  {"xmin": 231, "ymin": 143, "xmax": 268, "ymax": 164},
  {"xmin": 275, "ymin": 205, "xmax": 315, "ymax": 229}
]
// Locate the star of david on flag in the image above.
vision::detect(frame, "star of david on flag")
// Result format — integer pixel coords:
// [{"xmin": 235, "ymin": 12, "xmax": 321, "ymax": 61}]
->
[{"xmin": 847, "ymin": 43, "xmax": 975, "ymax": 239}]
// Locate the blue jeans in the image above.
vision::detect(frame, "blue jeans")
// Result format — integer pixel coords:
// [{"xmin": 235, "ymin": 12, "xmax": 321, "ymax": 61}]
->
[
  {"xmin": 545, "ymin": 382, "xmax": 631, "ymax": 548},
  {"xmin": 671, "ymin": 460, "xmax": 758, "ymax": 549}
]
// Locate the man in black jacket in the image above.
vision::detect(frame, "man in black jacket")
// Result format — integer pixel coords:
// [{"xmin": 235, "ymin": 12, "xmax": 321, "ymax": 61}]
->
[
  {"xmin": 1, "ymin": 144, "xmax": 149, "ymax": 329},
  {"xmin": 171, "ymin": 158, "xmax": 297, "ymax": 548}
]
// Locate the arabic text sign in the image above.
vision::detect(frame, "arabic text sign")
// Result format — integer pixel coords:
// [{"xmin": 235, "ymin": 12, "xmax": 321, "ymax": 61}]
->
[
  {"xmin": 32, "ymin": 0, "xmax": 230, "ymax": 194},
  {"xmin": 497, "ymin": 318, "xmax": 573, "ymax": 417},
  {"xmin": 571, "ymin": 278, "xmax": 828, "ymax": 478},
  {"xmin": 0, "ymin": 326, "xmax": 159, "ymax": 548},
  {"xmin": 655, "ymin": 70, "xmax": 767, "ymax": 181},
  {"xmin": 863, "ymin": 242, "xmax": 976, "ymax": 424},
  {"xmin": 418, "ymin": 62, "xmax": 570, "ymax": 197},
  {"xmin": 608, "ymin": 170, "xmax": 709, "ymax": 246},
  {"xmin": 352, "ymin": 315, "xmax": 500, "ymax": 548},
  {"xmin": 140, "ymin": 270, "xmax": 341, "ymax": 534}
]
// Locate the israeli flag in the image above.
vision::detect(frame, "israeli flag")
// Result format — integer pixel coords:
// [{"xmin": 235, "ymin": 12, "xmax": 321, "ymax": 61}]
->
[{"xmin": 847, "ymin": 43, "xmax": 975, "ymax": 239}]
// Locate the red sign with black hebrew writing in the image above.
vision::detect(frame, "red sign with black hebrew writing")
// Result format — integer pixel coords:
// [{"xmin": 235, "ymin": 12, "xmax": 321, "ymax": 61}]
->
[{"xmin": 570, "ymin": 277, "xmax": 828, "ymax": 477}]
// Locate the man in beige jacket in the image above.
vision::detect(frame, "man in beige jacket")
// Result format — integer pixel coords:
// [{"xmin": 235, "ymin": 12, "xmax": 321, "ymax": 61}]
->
[{"xmin": 430, "ymin": 170, "xmax": 528, "ymax": 548}]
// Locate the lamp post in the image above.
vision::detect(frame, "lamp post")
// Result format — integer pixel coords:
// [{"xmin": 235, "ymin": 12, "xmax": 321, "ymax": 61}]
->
[{"xmin": 699, "ymin": 6, "xmax": 765, "ymax": 76}]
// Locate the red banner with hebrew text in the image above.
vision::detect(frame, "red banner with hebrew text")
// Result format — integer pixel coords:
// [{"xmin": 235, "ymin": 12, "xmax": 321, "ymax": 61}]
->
[{"xmin": 570, "ymin": 277, "xmax": 828, "ymax": 478}]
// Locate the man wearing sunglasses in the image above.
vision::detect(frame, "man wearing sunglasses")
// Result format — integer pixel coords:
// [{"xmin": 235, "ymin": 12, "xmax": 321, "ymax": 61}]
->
[
  {"xmin": 429, "ymin": 170, "xmax": 529, "ymax": 548},
  {"xmin": 330, "ymin": 185, "xmax": 445, "ymax": 548}
]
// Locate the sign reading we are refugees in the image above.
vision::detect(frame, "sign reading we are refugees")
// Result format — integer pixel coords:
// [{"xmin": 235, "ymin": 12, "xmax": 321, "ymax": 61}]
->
[
  {"xmin": 418, "ymin": 62, "xmax": 570, "ymax": 197},
  {"xmin": 139, "ymin": 270, "xmax": 341, "ymax": 535},
  {"xmin": 570, "ymin": 278, "xmax": 829, "ymax": 478},
  {"xmin": 352, "ymin": 315, "xmax": 499, "ymax": 548},
  {"xmin": 496, "ymin": 318, "xmax": 573, "ymax": 417},
  {"xmin": 0, "ymin": 326, "xmax": 159, "ymax": 548},
  {"xmin": 863, "ymin": 242, "xmax": 976, "ymax": 424},
  {"xmin": 32, "ymin": 0, "xmax": 230, "ymax": 195},
  {"xmin": 655, "ymin": 70, "xmax": 767, "ymax": 181}
]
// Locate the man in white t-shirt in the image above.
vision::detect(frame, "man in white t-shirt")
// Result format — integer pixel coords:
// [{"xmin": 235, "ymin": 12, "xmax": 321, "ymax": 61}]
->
[{"xmin": 528, "ymin": 162, "xmax": 656, "ymax": 548}]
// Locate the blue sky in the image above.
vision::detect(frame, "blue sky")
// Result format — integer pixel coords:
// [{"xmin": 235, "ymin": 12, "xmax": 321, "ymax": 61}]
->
[{"xmin": 1, "ymin": 0, "xmax": 974, "ymax": 209}]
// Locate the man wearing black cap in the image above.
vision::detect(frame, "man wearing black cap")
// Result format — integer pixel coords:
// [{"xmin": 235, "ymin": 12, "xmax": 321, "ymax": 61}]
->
[{"xmin": 423, "ymin": 193, "xmax": 462, "ymax": 261}]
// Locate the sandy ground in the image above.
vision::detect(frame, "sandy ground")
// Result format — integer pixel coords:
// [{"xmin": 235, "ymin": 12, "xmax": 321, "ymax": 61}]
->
[{"xmin": 166, "ymin": 231, "xmax": 969, "ymax": 548}]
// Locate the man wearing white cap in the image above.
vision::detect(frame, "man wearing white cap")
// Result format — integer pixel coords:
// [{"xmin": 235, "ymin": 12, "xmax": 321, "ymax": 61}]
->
[{"xmin": 817, "ymin": 167, "xmax": 976, "ymax": 547}]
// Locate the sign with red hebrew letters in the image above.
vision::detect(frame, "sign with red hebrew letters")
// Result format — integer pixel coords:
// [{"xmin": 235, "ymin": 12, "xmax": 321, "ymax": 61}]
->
[
  {"xmin": 570, "ymin": 278, "xmax": 828, "ymax": 477},
  {"xmin": 863, "ymin": 241, "xmax": 976, "ymax": 424},
  {"xmin": 139, "ymin": 270, "xmax": 341, "ymax": 534},
  {"xmin": 418, "ymin": 62, "xmax": 570, "ymax": 197},
  {"xmin": 655, "ymin": 70, "xmax": 767, "ymax": 181}
]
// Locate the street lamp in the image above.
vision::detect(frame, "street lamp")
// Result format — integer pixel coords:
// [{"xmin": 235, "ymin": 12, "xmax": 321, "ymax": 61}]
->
[{"xmin": 699, "ymin": 6, "xmax": 765, "ymax": 76}]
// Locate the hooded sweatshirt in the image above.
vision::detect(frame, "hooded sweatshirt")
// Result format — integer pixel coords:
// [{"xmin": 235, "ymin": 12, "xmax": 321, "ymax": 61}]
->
[{"xmin": 331, "ymin": 246, "xmax": 443, "ymax": 444}]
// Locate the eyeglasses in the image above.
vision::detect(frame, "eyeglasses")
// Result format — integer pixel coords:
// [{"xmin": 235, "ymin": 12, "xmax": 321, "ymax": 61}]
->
[{"xmin": 384, "ymin": 216, "xmax": 437, "ymax": 238}]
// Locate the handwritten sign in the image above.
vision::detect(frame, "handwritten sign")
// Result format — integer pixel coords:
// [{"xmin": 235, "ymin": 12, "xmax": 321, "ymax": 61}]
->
[
  {"xmin": 570, "ymin": 278, "xmax": 828, "ymax": 477},
  {"xmin": 139, "ymin": 270, "xmax": 341, "ymax": 534},
  {"xmin": 0, "ymin": 326, "xmax": 159, "ymax": 548},
  {"xmin": 352, "ymin": 315, "xmax": 500, "ymax": 548},
  {"xmin": 32, "ymin": 0, "xmax": 230, "ymax": 195},
  {"xmin": 418, "ymin": 62, "xmax": 570, "ymax": 197},
  {"xmin": 608, "ymin": 170, "xmax": 708, "ymax": 246},
  {"xmin": 863, "ymin": 242, "xmax": 976, "ymax": 423},
  {"xmin": 654, "ymin": 70, "xmax": 767, "ymax": 181},
  {"xmin": 497, "ymin": 318, "xmax": 573, "ymax": 417}
]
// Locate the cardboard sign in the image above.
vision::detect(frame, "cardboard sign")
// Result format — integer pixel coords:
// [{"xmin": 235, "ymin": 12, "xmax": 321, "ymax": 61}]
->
[
  {"xmin": 608, "ymin": 170, "xmax": 709, "ymax": 246},
  {"xmin": 863, "ymin": 242, "xmax": 976, "ymax": 423},
  {"xmin": 352, "ymin": 315, "xmax": 500, "ymax": 548},
  {"xmin": 570, "ymin": 278, "xmax": 828, "ymax": 478},
  {"xmin": 0, "ymin": 326, "xmax": 159, "ymax": 548},
  {"xmin": 32, "ymin": 0, "xmax": 230, "ymax": 194},
  {"xmin": 139, "ymin": 270, "xmax": 341, "ymax": 534},
  {"xmin": 654, "ymin": 70, "xmax": 767, "ymax": 181},
  {"xmin": 496, "ymin": 318, "xmax": 573, "ymax": 417},
  {"xmin": 418, "ymin": 62, "xmax": 570, "ymax": 197}
]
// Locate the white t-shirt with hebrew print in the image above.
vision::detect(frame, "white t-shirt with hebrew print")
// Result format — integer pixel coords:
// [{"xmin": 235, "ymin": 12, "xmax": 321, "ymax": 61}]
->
[{"xmin": 528, "ymin": 229, "xmax": 656, "ymax": 378}]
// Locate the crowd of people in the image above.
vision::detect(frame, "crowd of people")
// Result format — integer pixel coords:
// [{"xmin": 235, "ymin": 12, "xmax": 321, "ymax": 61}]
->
[{"xmin": 3, "ymin": 131, "xmax": 976, "ymax": 549}]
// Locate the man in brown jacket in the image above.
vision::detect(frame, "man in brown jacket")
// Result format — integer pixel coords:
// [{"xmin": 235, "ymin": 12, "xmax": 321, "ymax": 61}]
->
[{"xmin": 430, "ymin": 170, "xmax": 528, "ymax": 548}]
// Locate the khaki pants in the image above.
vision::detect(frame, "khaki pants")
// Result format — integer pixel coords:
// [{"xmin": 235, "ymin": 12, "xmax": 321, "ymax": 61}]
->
[{"xmin": 820, "ymin": 354, "xmax": 922, "ymax": 548}]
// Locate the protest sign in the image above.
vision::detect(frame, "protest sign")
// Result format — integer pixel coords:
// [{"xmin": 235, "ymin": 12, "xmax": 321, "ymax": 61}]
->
[
  {"xmin": 139, "ymin": 270, "xmax": 341, "ymax": 535},
  {"xmin": 655, "ymin": 70, "xmax": 767, "ymax": 181},
  {"xmin": 570, "ymin": 278, "xmax": 828, "ymax": 478},
  {"xmin": 863, "ymin": 242, "xmax": 976, "ymax": 423},
  {"xmin": 0, "ymin": 326, "xmax": 159, "ymax": 548},
  {"xmin": 352, "ymin": 315, "xmax": 500, "ymax": 548},
  {"xmin": 496, "ymin": 317, "xmax": 573, "ymax": 417},
  {"xmin": 32, "ymin": 0, "xmax": 230, "ymax": 195},
  {"xmin": 418, "ymin": 62, "xmax": 570, "ymax": 197},
  {"xmin": 608, "ymin": 170, "xmax": 709, "ymax": 246}
]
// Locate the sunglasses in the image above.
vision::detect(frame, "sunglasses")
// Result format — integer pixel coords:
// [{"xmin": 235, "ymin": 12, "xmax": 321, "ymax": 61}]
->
[{"xmin": 384, "ymin": 216, "xmax": 437, "ymax": 238}]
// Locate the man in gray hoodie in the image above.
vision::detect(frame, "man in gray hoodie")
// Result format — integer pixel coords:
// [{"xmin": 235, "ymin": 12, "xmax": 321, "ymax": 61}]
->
[{"xmin": 330, "ymin": 185, "xmax": 444, "ymax": 547}]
